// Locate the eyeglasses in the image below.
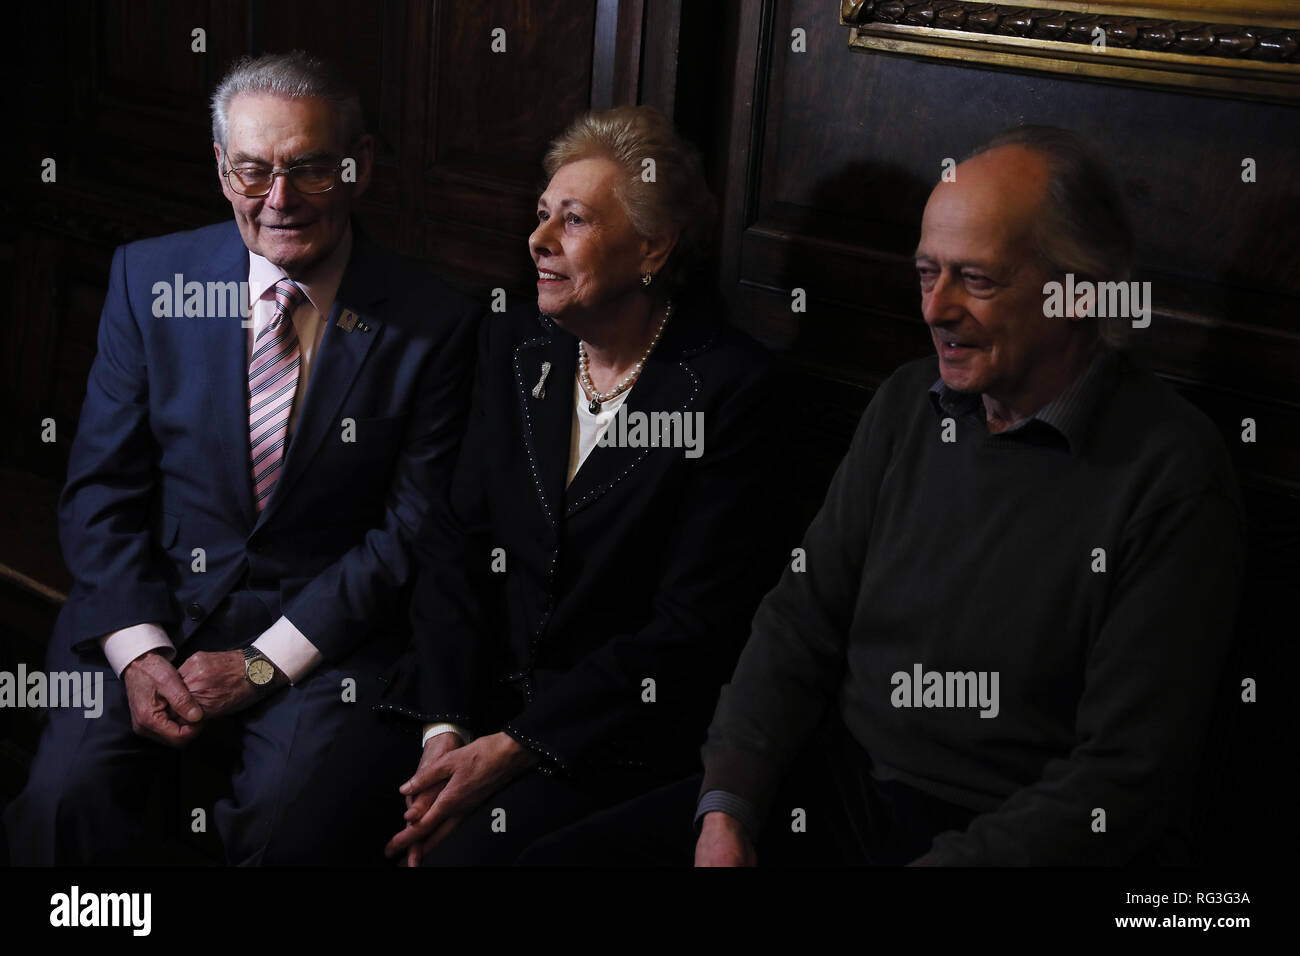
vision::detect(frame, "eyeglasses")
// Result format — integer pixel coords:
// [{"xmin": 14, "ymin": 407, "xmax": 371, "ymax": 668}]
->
[{"xmin": 222, "ymin": 161, "xmax": 344, "ymax": 197}]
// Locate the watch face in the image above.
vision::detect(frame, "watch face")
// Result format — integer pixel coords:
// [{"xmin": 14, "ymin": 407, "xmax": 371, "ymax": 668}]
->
[{"xmin": 248, "ymin": 659, "xmax": 275, "ymax": 686}]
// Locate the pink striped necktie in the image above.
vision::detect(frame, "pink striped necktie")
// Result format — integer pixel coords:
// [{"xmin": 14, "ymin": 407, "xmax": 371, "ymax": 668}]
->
[{"xmin": 249, "ymin": 278, "xmax": 307, "ymax": 511}]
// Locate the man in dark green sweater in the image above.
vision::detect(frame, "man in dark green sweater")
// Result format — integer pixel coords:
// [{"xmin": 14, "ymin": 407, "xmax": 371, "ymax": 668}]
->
[{"xmin": 517, "ymin": 126, "xmax": 1245, "ymax": 867}]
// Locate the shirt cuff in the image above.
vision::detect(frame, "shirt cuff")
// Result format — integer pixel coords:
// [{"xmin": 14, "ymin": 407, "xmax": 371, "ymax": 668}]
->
[
  {"xmin": 101, "ymin": 623, "xmax": 175, "ymax": 678},
  {"xmin": 422, "ymin": 723, "xmax": 471, "ymax": 747},
  {"xmin": 253, "ymin": 616, "xmax": 323, "ymax": 685},
  {"xmin": 695, "ymin": 790, "xmax": 761, "ymax": 842}
]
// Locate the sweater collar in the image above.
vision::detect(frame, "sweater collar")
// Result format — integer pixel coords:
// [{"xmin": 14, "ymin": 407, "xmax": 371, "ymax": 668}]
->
[{"xmin": 927, "ymin": 342, "xmax": 1117, "ymax": 455}]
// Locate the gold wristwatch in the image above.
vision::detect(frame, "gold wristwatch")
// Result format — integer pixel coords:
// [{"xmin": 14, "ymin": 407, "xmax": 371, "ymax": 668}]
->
[{"xmin": 242, "ymin": 645, "xmax": 277, "ymax": 688}]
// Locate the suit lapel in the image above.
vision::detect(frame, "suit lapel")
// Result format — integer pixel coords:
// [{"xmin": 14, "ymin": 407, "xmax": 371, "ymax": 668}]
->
[
  {"xmin": 197, "ymin": 223, "xmax": 258, "ymax": 528},
  {"xmin": 255, "ymin": 230, "xmax": 386, "ymax": 523},
  {"xmin": 563, "ymin": 353, "xmax": 699, "ymax": 518},
  {"xmin": 514, "ymin": 318, "xmax": 576, "ymax": 525},
  {"xmin": 564, "ymin": 304, "xmax": 716, "ymax": 519}
]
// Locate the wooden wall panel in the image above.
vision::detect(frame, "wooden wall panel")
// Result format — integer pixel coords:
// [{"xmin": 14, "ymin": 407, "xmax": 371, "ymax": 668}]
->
[
  {"xmin": 407, "ymin": 1, "xmax": 605, "ymax": 293},
  {"xmin": 91, "ymin": 0, "xmax": 247, "ymax": 210},
  {"xmin": 432, "ymin": 4, "xmax": 595, "ymax": 166}
]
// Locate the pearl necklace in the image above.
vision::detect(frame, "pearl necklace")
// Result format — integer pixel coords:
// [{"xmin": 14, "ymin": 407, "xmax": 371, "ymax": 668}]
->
[{"xmin": 577, "ymin": 301, "xmax": 673, "ymax": 414}]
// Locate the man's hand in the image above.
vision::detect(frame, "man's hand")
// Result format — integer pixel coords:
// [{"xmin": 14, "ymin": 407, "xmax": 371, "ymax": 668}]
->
[
  {"xmin": 122, "ymin": 650, "xmax": 205, "ymax": 747},
  {"xmin": 695, "ymin": 811, "xmax": 758, "ymax": 867},
  {"xmin": 178, "ymin": 650, "xmax": 276, "ymax": 720},
  {"xmin": 386, "ymin": 731, "xmax": 539, "ymax": 865}
]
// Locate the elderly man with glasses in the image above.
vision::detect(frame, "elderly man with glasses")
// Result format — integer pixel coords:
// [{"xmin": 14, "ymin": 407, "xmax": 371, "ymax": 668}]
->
[{"xmin": 4, "ymin": 50, "xmax": 479, "ymax": 865}]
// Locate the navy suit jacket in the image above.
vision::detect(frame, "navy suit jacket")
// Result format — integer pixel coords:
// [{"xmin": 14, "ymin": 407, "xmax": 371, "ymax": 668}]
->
[{"xmin": 55, "ymin": 219, "xmax": 479, "ymax": 664}]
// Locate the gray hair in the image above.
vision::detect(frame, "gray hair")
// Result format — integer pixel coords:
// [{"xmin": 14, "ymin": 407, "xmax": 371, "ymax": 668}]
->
[
  {"xmin": 543, "ymin": 105, "xmax": 717, "ymax": 299},
  {"xmin": 967, "ymin": 125, "xmax": 1136, "ymax": 347},
  {"xmin": 210, "ymin": 51, "xmax": 365, "ymax": 153}
]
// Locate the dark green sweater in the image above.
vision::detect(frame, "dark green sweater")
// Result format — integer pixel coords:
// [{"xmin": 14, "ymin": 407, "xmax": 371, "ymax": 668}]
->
[{"xmin": 701, "ymin": 348, "xmax": 1245, "ymax": 864}]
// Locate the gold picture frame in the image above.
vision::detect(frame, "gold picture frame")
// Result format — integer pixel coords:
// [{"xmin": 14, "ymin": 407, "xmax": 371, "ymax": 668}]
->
[{"xmin": 840, "ymin": 1, "xmax": 1300, "ymax": 103}]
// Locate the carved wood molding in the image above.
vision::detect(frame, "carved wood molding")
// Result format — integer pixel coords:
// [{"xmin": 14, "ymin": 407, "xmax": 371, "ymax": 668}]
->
[{"xmin": 841, "ymin": 0, "xmax": 1300, "ymax": 102}]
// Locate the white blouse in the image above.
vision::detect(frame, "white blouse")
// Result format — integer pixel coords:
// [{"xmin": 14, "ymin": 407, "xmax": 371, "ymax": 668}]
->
[{"xmin": 567, "ymin": 377, "xmax": 632, "ymax": 486}]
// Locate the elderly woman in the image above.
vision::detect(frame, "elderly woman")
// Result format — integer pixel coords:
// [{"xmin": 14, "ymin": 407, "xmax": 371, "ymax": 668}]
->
[{"xmin": 378, "ymin": 106, "xmax": 791, "ymax": 865}]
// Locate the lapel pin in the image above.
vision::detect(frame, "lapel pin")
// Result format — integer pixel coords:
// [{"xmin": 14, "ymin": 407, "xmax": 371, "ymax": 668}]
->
[
  {"xmin": 337, "ymin": 309, "xmax": 359, "ymax": 332},
  {"xmin": 532, "ymin": 361, "xmax": 552, "ymax": 399},
  {"xmin": 358, "ymin": 321, "xmax": 371, "ymax": 333}
]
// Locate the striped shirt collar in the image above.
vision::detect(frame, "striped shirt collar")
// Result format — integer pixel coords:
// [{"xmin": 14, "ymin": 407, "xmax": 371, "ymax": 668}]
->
[{"xmin": 927, "ymin": 342, "xmax": 1117, "ymax": 455}]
